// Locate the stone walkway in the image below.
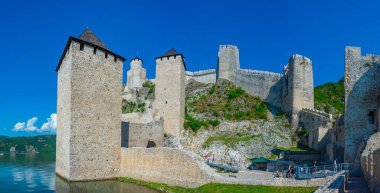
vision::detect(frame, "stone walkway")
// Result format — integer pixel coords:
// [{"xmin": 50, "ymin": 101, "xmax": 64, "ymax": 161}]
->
[{"xmin": 346, "ymin": 177, "xmax": 370, "ymax": 193}]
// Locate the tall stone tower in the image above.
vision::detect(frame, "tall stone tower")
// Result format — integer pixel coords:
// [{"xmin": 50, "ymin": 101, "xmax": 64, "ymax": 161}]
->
[
  {"xmin": 344, "ymin": 46, "xmax": 380, "ymax": 174},
  {"xmin": 282, "ymin": 54, "xmax": 314, "ymax": 126},
  {"xmin": 124, "ymin": 57, "xmax": 147, "ymax": 92},
  {"xmin": 217, "ymin": 45, "xmax": 240, "ymax": 81},
  {"xmin": 56, "ymin": 28, "xmax": 125, "ymax": 181},
  {"xmin": 154, "ymin": 49, "xmax": 185, "ymax": 137}
]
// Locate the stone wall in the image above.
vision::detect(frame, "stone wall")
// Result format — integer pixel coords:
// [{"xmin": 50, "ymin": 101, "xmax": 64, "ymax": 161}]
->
[
  {"xmin": 120, "ymin": 147, "xmax": 219, "ymax": 187},
  {"xmin": 154, "ymin": 54, "xmax": 185, "ymax": 137},
  {"xmin": 299, "ymin": 108, "xmax": 333, "ymax": 153},
  {"xmin": 57, "ymin": 40, "xmax": 123, "ymax": 181},
  {"xmin": 185, "ymin": 69, "xmax": 216, "ymax": 85},
  {"xmin": 314, "ymin": 171, "xmax": 346, "ymax": 193},
  {"xmin": 233, "ymin": 69, "xmax": 283, "ymax": 108},
  {"xmin": 344, "ymin": 46, "xmax": 380, "ymax": 173},
  {"xmin": 361, "ymin": 132, "xmax": 380, "ymax": 193},
  {"xmin": 121, "ymin": 120, "xmax": 164, "ymax": 148},
  {"xmin": 120, "ymin": 148, "xmax": 341, "ymax": 188}
]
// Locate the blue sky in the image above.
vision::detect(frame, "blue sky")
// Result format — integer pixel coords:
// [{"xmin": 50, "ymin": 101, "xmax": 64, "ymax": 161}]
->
[{"xmin": 1, "ymin": 0, "xmax": 380, "ymax": 136}]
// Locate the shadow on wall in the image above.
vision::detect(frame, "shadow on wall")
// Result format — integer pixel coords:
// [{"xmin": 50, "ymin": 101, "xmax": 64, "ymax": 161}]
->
[
  {"xmin": 121, "ymin": 122, "xmax": 129, "ymax": 148},
  {"xmin": 345, "ymin": 63, "xmax": 380, "ymax": 174},
  {"xmin": 266, "ymin": 78, "xmax": 284, "ymax": 110}
]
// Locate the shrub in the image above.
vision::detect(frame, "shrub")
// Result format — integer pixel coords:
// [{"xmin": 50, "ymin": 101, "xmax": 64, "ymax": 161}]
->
[
  {"xmin": 227, "ymin": 87, "xmax": 245, "ymax": 99},
  {"xmin": 143, "ymin": 81, "xmax": 155, "ymax": 95},
  {"xmin": 209, "ymin": 119, "xmax": 221, "ymax": 127},
  {"xmin": 209, "ymin": 85, "xmax": 215, "ymax": 95}
]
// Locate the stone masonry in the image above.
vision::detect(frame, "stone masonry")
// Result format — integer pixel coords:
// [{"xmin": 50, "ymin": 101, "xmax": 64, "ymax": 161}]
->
[
  {"xmin": 299, "ymin": 108, "xmax": 333, "ymax": 154},
  {"xmin": 124, "ymin": 57, "xmax": 147, "ymax": 92},
  {"xmin": 56, "ymin": 28, "xmax": 125, "ymax": 181},
  {"xmin": 154, "ymin": 49, "xmax": 186, "ymax": 137},
  {"xmin": 361, "ymin": 132, "xmax": 380, "ymax": 193},
  {"xmin": 344, "ymin": 46, "xmax": 380, "ymax": 174}
]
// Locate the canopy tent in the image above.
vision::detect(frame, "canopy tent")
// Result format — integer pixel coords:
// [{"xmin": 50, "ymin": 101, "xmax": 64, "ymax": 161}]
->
[{"xmin": 251, "ymin": 157, "xmax": 269, "ymax": 164}]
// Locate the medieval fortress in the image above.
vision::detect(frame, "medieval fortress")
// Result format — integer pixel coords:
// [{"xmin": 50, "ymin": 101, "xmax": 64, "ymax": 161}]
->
[{"xmin": 56, "ymin": 28, "xmax": 380, "ymax": 191}]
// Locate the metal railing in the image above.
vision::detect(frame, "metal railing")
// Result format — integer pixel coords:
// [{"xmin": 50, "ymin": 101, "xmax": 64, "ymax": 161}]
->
[{"xmin": 296, "ymin": 163, "xmax": 351, "ymax": 179}]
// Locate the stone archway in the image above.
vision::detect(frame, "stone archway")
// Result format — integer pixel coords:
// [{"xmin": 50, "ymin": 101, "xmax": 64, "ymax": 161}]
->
[{"xmin": 147, "ymin": 140, "xmax": 157, "ymax": 148}]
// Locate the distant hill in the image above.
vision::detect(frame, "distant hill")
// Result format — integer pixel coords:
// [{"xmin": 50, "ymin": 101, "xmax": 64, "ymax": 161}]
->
[
  {"xmin": 0, "ymin": 135, "xmax": 56, "ymax": 152},
  {"xmin": 314, "ymin": 78, "xmax": 345, "ymax": 117}
]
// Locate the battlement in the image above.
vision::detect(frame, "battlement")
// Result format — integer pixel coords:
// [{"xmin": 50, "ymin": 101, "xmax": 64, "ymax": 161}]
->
[
  {"xmin": 186, "ymin": 69, "xmax": 216, "ymax": 77},
  {"xmin": 236, "ymin": 69, "xmax": 283, "ymax": 79},
  {"xmin": 219, "ymin": 44, "xmax": 238, "ymax": 50},
  {"xmin": 301, "ymin": 108, "xmax": 332, "ymax": 121},
  {"xmin": 292, "ymin": 54, "xmax": 312, "ymax": 65},
  {"xmin": 56, "ymin": 37, "xmax": 125, "ymax": 71}
]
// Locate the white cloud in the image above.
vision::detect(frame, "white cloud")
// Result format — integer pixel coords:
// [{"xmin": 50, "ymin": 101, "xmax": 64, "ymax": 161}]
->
[
  {"xmin": 12, "ymin": 113, "xmax": 57, "ymax": 133},
  {"xmin": 39, "ymin": 114, "xmax": 57, "ymax": 132},
  {"xmin": 13, "ymin": 122, "xmax": 26, "ymax": 132}
]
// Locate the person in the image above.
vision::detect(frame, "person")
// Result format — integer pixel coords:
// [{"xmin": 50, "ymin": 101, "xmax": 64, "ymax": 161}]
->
[
  {"xmin": 313, "ymin": 161, "xmax": 317, "ymax": 174},
  {"xmin": 334, "ymin": 159, "xmax": 337, "ymax": 172}
]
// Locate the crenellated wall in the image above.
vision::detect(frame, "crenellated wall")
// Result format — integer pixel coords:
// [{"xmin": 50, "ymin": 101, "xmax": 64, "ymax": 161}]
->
[{"xmin": 185, "ymin": 69, "xmax": 216, "ymax": 84}]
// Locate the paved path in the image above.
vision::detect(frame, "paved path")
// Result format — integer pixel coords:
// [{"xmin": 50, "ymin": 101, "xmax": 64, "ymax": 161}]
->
[{"xmin": 346, "ymin": 176, "xmax": 370, "ymax": 193}]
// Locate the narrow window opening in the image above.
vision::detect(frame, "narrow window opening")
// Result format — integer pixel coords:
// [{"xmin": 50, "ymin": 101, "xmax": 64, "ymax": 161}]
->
[
  {"xmin": 165, "ymin": 101, "xmax": 167, "ymax": 104},
  {"xmin": 80, "ymin": 43, "xmax": 84, "ymax": 50},
  {"xmin": 93, "ymin": 48, "xmax": 97, "ymax": 55},
  {"xmin": 114, "ymin": 57, "xmax": 117, "ymax": 62},
  {"xmin": 105, "ymin": 52, "xmax": 108, "ymax": 58},
  {"xmin": 368, "ymin": 110, "xmax": 375, "ymax": 124}
]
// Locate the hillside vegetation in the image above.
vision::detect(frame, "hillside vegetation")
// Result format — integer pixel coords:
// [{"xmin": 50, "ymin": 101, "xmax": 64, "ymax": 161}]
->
[
  {"xmin": 185, "ymin": 80, "xmax": 269, "ymax": 132},
  {"xmin": 0, "ymin": 135, "xmax": 56, "ymax": 152},
  {"xmin": 314, "ymin": 78, "xmax": 344, "ymax": 117}
]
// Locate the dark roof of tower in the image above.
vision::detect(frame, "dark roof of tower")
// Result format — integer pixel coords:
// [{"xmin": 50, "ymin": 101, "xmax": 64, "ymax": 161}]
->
[
  {"xmin": 78, "ymin": 28, "xmax": 108, "ymax": 49},
  {"xmin": 56, "ymin": 28, "xmax": 126, "ymax": 72},
  {"xmin": 155, "ymin": 48, "xmax": 186, "ymax": 70},
  {"xmin": 162, "ymin": 48, "xmax": 179, "ymax": 57}
]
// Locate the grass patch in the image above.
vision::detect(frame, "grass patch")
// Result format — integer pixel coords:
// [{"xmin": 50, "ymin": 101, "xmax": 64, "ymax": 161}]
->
[
  {"xmin": 203, "ymin": 134, "xmax": 262, "ymax": 148},
  {"xmin": 271, "ymin": 146, "xmax": 314, "ymax": 156},
  {"xmin": 119, "ymin": 177, "xmax": 318, "ymax": 193}
]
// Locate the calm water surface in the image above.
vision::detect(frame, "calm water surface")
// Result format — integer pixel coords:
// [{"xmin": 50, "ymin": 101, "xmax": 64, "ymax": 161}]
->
[{"xmin": 0, "ymin": 153, "xmax": 158, "ymax": 193}]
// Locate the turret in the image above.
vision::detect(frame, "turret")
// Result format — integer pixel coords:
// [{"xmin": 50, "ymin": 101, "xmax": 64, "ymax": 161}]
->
[
  {"xmin": 282, "ymin": 54, "xmax": 314, "ymax": 126},
  {"xmin": 154, "ymin": 48, "xmax": 186, "ymax": 137},
  {"xmin": 125, "ymin": 57, "xmax": 147, "ymax": 92},
  {"xmin": 217, "ymin": 45, "xmax": 240, "ymax": 81}
]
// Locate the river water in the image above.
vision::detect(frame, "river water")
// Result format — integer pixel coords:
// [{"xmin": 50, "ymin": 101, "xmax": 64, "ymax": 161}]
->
[{"xmin": 0, "ymin": 153, "xmax": 158, "ymax": 193}]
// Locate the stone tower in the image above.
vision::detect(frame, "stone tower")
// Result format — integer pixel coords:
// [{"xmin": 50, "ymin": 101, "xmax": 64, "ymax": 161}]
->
[
  {"xmin": 124, "ymin": 57, "xmax": 147, "ymax": 92},
  {"xmin": 56, "ymin": 28, "xmax": 125, "ymax": 181},
  {"xmin": 344, "ymin": 46, "xmax": 380, "ymax": 174},
  {"xmin": 217, "ymin": 45, "xmax": 240, "ymax": 81},
  {"xmin": 282, "ymin": 55, "xmax": 314, "ymax": 126},
  {"xmin": 154, "ymin": 49, "xmax": 185, "ymax": 137}
]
